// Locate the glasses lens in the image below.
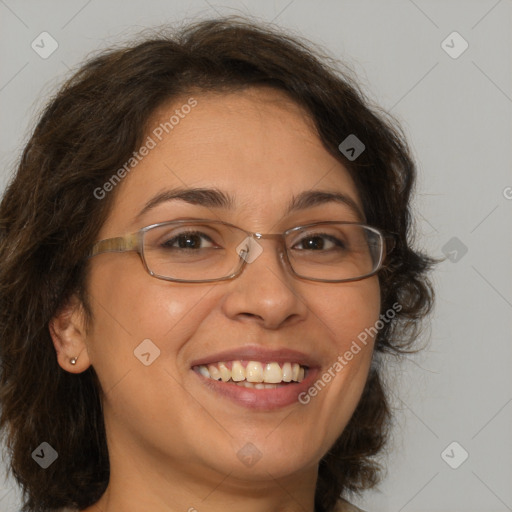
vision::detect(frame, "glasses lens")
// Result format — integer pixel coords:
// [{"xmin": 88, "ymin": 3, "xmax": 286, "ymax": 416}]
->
[
  {"xmin": 142, "ymin": 221, "xmax": 247, "ymax": 281},
  {"xmin": 286, "ymin": 223, "xmax": 383, "ymax": 281}
]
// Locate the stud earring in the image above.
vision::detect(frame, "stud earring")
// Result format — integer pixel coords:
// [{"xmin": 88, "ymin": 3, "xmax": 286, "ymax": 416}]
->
[{"xmin": 70, "ymin": 356, "xmax": 78, "ymax": 365}]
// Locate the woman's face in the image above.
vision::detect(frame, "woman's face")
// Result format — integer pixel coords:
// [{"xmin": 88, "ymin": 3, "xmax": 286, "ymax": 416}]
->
[{"xmin": 84, "ymin": 87, "xmax": 380, "ymax": 485}]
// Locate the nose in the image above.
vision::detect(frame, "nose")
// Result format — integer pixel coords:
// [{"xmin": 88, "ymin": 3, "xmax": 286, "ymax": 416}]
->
[{"xmin": 220, "ymin": 237, "xmax": 309, "ymax": 330}]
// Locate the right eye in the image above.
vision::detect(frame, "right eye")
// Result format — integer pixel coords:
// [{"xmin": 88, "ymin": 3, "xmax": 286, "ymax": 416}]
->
[{"xmin": 160, "ymin": 231, "xmax": 218, "ymax": 250}]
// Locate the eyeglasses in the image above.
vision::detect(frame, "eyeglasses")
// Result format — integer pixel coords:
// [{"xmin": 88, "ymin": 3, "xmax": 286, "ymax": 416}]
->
[{"xmin": 88, "ymin": 219, "xmax": 394, "ymax": 283}]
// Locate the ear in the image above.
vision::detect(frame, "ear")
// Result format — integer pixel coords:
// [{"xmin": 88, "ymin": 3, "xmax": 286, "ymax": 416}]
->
[{"xmin": 49, "ymin": 294, "xmax": 91, "ymax": 373}]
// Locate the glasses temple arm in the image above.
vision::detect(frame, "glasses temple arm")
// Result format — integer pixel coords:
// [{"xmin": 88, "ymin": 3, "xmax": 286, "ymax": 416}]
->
[{"xmin": 88, "ymin": 233, "xmax": 140, "ymax": 258}]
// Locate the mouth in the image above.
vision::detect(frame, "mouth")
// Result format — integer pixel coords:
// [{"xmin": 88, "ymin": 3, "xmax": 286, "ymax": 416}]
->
[
  {"xmin": 190, "ymin": 346, "xmax": 320, "ymax": 410},
  {"xmin": 193, "ymin": 360, "xmax": 308, "ymax": 388}
]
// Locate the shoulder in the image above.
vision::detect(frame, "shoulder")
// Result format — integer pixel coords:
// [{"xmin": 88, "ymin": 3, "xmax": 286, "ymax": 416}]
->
[{"xmin": 334, "ymin": 498, "xmax": 368, "ymax": 512}]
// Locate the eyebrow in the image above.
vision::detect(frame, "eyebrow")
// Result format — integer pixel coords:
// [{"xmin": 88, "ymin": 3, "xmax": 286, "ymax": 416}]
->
[{"xmin": 134, "ymin": 187, "xmax": 364, "ymax": 222}]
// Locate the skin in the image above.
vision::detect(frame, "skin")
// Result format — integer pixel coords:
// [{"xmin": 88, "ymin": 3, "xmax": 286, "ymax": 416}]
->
[{"xmin": 50, "ymin": 87, "xmax": 381, "ymax": 512}]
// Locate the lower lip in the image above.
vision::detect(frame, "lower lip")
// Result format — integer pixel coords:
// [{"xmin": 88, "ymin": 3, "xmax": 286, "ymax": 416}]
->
[{"xmin": 192, "ymin": 368, "xmax": 320, "ymax": 410}]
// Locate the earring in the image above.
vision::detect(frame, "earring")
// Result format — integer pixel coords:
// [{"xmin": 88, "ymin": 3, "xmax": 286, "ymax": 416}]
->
[{"xmin": 70, "ymin": 356, "xmax": 78, "ymax": 365}]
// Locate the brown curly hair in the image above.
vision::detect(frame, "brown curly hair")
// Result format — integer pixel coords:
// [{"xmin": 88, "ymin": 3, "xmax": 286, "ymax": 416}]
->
[{"xmin": 0, "ymin": 17, "xmax": 435, "ymax": 512}]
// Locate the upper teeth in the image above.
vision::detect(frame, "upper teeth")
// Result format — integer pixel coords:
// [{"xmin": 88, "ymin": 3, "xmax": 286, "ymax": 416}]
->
[{"xmin": 196, "ymin": 361, "xmax": 306, "ymax": 383}]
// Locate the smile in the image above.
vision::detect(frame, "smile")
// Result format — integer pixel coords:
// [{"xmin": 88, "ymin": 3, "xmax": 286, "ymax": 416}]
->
[
  {"xmin": 192, "ymin": 362, "xmax": 319, "ymax": 410},
  {"xmin": 194, "ymin": 360, "xmax": 307, "ymax": 388}
]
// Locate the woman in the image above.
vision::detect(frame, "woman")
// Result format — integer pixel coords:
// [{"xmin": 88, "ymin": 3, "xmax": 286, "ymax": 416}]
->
[{"xmin": 0, "ymin": 17, "xmax": 434, "ymax": 512}]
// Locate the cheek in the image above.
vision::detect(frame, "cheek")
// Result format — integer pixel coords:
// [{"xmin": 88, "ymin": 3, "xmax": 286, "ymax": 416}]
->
[
  {"xmin": 316, "ymin": 277, "xmax": 381, "ymax": 348},
  {"xmin": 84, "ymin": 258, "xmax": 215, "ymax": 387},
  {"xmin": 299, "ymin": 278, "xmax": 381, "ymax": 441}
]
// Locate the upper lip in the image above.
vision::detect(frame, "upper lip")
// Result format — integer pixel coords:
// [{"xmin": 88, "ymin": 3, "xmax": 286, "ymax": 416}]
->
[{"xmin": 189, "ymin": 345, "xmax": 320, "ymax": 369}]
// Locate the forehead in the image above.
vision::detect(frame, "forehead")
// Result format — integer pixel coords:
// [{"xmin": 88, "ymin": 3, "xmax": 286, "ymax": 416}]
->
[
  {"xmin": 101, "ymin": 87, "xmax": 363, "ymax": 234},
  {"xmin": 149, "ymin": 87, "xmax": 325, "ymax": 166}
]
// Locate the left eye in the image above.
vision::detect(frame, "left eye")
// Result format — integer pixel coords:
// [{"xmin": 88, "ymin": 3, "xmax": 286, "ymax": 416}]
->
[{"xmin": 292, "ymin": 234, "xmax": 345, "ymax": 251}]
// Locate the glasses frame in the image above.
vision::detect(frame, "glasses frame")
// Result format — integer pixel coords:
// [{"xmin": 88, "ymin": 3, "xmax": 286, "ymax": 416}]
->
[{"xmin": 88, "ymin": 219, "xmax": 395, "ymax": 284}]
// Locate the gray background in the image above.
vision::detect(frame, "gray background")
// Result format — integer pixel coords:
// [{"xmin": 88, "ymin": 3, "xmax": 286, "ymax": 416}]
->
[{"xmin": 1, "ymin": 1, "xmax": 511, "ymax": 511}]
